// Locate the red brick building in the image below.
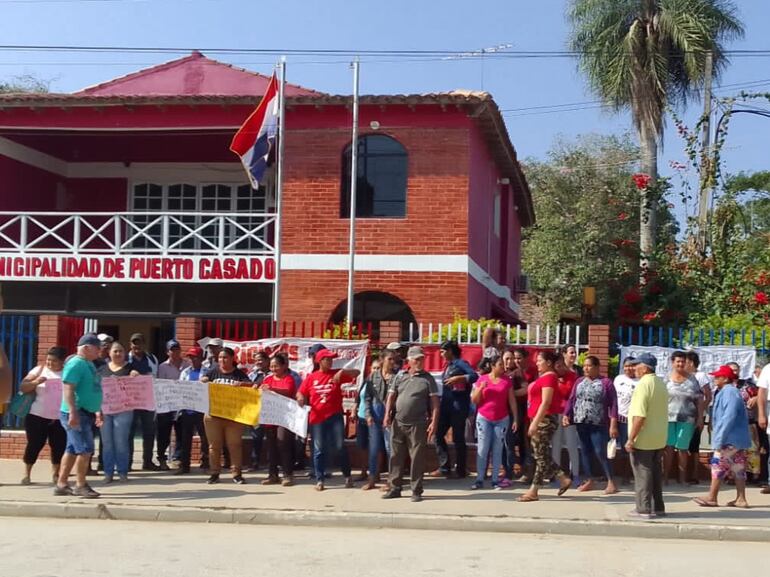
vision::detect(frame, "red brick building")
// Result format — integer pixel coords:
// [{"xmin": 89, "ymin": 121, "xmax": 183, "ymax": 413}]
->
[{"xmin": 0, "ymin": 52, "xmax": 533, "ymax": 358}]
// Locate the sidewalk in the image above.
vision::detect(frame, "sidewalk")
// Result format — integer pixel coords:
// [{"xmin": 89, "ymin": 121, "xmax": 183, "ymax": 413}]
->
[{"xmin": 1, "ymin": 459, "xmax": 768, "ymax": 542}]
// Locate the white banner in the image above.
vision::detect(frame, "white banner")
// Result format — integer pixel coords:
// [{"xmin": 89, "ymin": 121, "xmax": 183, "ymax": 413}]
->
[
  {"xmin": 259, "ymin": 389, "xmax": 310, "ymax": 438},
  {"xmin": 197, "ymin": 337, "xmax": 369, "ymax": 390},
  {"xmin": 153, "ymin": 379, "xmax": 210, "ymax": 414},
  {"xmin": 619, "ymin": 345, "xmax": 756, "ymax": 380}
]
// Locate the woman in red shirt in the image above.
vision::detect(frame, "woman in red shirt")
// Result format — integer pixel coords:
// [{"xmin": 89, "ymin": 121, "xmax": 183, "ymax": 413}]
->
[
  {"xmin": 260, "ymin": 353, "xmax": 298, "ymax": 487},
  {"xmin": 551, "ymin": 353, "xmax": 581, "ymax": 485},
  {"xmin": 519, "ymin": 350, "xmax": 572, "ymax": 502},
  {"xmin": 297, "ymin": 349, "xmax": 360, "ymax": 491}
]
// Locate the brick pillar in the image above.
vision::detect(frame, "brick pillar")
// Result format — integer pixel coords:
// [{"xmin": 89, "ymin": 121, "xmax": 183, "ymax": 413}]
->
[
  {"xmin": 379, "ymin": 321, "xmax": 401, "ymax": 344},
  {"xmin": 175, "ymin": 316, "xmax": 201, "ymax": 350},
  {"xmin": 37, "ymin": 315, "xmax": 61, "ymax": 364},
  {"xmin": 588, "ymin": 324, "xmax": 611, "ymax": 374}
]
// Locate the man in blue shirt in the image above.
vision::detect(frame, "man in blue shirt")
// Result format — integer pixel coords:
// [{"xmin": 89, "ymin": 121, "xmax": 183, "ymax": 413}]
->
[
  {"xmin": 176, "ymin": 346, "xmax": 209, "ymax": 474},
  {"xmin": 693, "ymin": 365, "xmax": 751, "ymax": 509}
]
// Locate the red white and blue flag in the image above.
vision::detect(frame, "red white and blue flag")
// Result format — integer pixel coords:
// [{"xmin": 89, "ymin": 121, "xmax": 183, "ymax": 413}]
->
[{"xmin": 230, "ymin": 73, "xmax": 279, "ymax": 189}]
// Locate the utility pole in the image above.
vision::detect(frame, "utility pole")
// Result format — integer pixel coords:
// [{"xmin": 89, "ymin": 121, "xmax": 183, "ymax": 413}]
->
[{"xmin": 697, "ymin": 50, "xmax": 714, "ymax": 254}]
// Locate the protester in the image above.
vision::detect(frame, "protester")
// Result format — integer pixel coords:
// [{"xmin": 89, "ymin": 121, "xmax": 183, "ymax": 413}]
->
[
  {"xmin": 260, "ymin": 353, "xmax": 297, "ymax": 487},
  {"xmin": 693, "ymin": 365, "xmax": 751, "ymax": 508},
  {"xmin": 176, "ymin": 346, "xmax": 209, "ymax": 474},
  {"xmin": 20, "ymin": 346, "xmax": 67, "ymax": 485},
  {"xmin": 383, "ymin": 346, "xmax": 440, "ymax": 502},
  {"xmin": 562, "ymin": 344, "xmax": 583, "ymax": 376},
  {"xmin": 470, "ymin": 354, "xmax": 518, "ymax": 490},
  {"xmin": 247, "ymin": 351, "xmax": 270, "ymax": 472},
  {"xmin": 664, "ymin": 350, "xmax": 705, "ymax": 485},
  {"xmin": 431, "ymin": 340, "xmax": 478, "ymax": 479},
  {"xmin": 385, "ymin": 341, "xmax": 405, "ymax": 371},
  {"xmin": 564, "ymin": 355, "xmax": 619, "ymax": 494},
  {"xmin": 353, "ymin": 359, "xmax": 379, "ymax": 483},
  {"xmin": 551, "ymin": 355, "xmax": 580, "ymax": 485},
  {"xmin": 363, "ymin": 350, "xmax": 397, "ymax": 491},
  {"xmin": 625, "ymin": 353, "xmax": 668, "ymax": 519},
  {"xmin": 756, "ymin": 360, "xmax": 770, "ymax": 494},
  {"xmin": 613, "ymin": 357, "xmax": 639, "ymax": 483},
  {"xmin": 518, "ymin": 350, "xmax": 572, "ymax": 502},
  {"xmin": 128, "ymin": 332, "xmax": 160, "ymax": 471},
  {"xmin": 156, "ymin": 339, "xmax": 187, "ymax": 471},
  {"xmin": 201, "ymin": 338, "xmax": 223, "ymax": 377},
  {"xmin": 297, "ymin": 349, "xmax": 360, "ymax": 491},
  {"xmin": 685, "ymin": 351, "xmax": 712, "ymax": 483},
  {"xmin": 97, "ymin": 342, "xmax": 139, "ymax": 483},
  {"xmin": 201, "ymin": 348, "xmax": 251, "ymax": 484},
  {"xmin": 731, "ymin": 361, "xmax": 762, "ymax": 484},
  {"xmin": 55, "ymin": 334, "xmax": 103, "ymax": 499},
  {"xmin": 95, "ymin": 333, "xmax": 113, "ymax": 369}
]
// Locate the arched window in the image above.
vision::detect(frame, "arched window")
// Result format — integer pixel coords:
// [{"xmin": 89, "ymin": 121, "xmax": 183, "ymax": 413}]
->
[
  {"xmin": 330, "ymin": 291, "xmax": 417, "ymax": 341},
  {"xmin": 340, "ymin": 134, "xmax": 407, "ymax": 218}
]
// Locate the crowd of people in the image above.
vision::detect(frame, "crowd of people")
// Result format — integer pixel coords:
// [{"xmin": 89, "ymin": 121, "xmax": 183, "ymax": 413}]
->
[{"xmin": 6, "ymin": 328, "xmax": 770, "ymax": 516}]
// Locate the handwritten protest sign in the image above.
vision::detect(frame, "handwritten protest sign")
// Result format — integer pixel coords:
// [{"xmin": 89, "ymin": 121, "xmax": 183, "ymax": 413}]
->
[
  {"xmin": 153, "ymin": 379, "xmax": 209, "ymax": 414},
  {"xmin": 101, "ymin": 375, "xmax": 155, "ymax": 415},
  {"xmin": 619, "ymin": 345, "xmax": 756, "ymax": 380},
  {"xmin": 208, "ymin": 383, "xmax": 261, "ymax": 426},
  {"xmin": 39, "ymin": 379, "xmax": 62, "ymax": 419},
  {"xmin": 259, "ymin": 389, "xmax": 310, "ymax": 438}
]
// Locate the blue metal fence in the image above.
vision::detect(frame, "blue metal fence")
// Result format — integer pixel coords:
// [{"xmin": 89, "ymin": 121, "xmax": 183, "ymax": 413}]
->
[
  {"xmin": 617, "ymin": 325, "xmax": 769, "ymax": 355},
  {"xmin": 1, "ymin": 315, "xmax": 38, "ymax": 428}
]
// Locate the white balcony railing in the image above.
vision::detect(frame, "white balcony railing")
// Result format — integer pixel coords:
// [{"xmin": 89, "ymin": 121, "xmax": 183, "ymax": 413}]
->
[{"xmin": 0, "ymin": 212, "xmax": 277, "ymax": 256}]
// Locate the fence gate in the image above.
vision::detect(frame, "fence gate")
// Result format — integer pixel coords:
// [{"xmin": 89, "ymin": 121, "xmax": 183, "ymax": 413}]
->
[{"xmin": 1, "ymin": 314, "xmax": 38, "ymax": 428}]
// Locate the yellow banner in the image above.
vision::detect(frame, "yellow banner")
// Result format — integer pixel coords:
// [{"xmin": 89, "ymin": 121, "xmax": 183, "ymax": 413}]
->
[{"xmin": 208, "ymin": 383, "xmax": 261, "ymax": 426}]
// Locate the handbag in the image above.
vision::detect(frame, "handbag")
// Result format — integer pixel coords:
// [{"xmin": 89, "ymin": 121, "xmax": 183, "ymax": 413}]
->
[
  {"xmin": 9, "ymin": 391, "xmax": 35, "ymax": 419},
  {"xmin": 607, "ymin": 438, "xmax": 618, "ymax": 460}
]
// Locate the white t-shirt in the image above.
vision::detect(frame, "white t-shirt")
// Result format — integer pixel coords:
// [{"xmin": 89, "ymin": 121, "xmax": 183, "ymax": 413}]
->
[
  {"xmin": 613, "ymin": 374, "xmax": 638, "ymax": 419},
  {"xmin": 757, "ymin": 363, "xmax": 770, "ymax": 433},
  {"xmin": 694, "ymin": 371, "xmax": 712, "ymax": 393},
  {"xmin": 26, "ymin": 366, "xmax": 63, "ymax": 418}
]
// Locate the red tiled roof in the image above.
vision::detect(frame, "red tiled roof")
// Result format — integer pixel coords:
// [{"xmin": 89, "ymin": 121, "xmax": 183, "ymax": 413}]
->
[{"xmin": 74, "ymin": 51, "xmax": 322, "ymax": 97}]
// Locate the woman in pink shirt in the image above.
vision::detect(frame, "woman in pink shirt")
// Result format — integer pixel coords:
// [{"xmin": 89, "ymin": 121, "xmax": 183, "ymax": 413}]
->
[{"xmin": 470, "ymin": 355, "xmax": 519, "ymax": 490}]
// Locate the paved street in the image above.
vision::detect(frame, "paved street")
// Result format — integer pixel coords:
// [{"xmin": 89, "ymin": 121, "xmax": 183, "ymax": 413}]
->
[{"xmin": 0, "ymin": 517, "xmax": 756, "ymax": 577}]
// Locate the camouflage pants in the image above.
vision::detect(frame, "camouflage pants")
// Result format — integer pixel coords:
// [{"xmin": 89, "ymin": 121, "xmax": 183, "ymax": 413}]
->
[{"xmin": 530, "ymin": 415, "xmax": 566, "ymax": 487}]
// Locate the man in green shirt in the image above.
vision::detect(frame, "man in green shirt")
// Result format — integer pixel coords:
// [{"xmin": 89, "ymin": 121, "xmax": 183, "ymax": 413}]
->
[
  {"xmin": 625, "ymin": 353, "xmax": 668, "ymax": 519},
  {"xmin": 55, "ymin": 333, "xmax": 103, "ymax": 499}
]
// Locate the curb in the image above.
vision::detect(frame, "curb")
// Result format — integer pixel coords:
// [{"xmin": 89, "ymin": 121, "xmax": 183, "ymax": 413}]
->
[{"xmin": 0, "ymin": 500, "xmax": 768, "ymax": 542}]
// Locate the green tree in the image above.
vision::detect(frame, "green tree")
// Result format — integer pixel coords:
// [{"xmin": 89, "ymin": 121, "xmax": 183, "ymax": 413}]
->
[
  {"xmin": 0, "ymin": 74, "xmax": 49, "ymax": 94},
  {"xmin": 569, "ymin": 0, "xmax": 743, "ymax": 267}
]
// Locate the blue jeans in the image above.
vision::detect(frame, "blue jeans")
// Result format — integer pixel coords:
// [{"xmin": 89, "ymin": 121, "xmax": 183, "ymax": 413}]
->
[
  {"xmin": 475, "ymin": 414, "xmax": 509, "ymax": 485},
  {"xmin": 310, "ymin": 413, "xmax": 351, "ymax": 482},
  {"xmin": 367, "ymin": 401, "xmax": 389, "ymax": 476},
  {"xmin": 102, "ymin": 410, "xmax": 133, "ymax": 476},
  {"xmin": 60, "ymin": 409, "xmax": 95, "ymax": 455},
  {"xmin": 576, "ymin": 423, "xmax": 613, "ymax": 480}
]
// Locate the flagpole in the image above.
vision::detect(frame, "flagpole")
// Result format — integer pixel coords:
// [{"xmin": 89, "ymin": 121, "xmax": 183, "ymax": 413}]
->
[
  {"xmin": 345, "ymin": 58, "xmax": 360, "ymax": 330},
  {"xmin": 272, "ymin": 57, "xmax": 287, "ymax": 336}
]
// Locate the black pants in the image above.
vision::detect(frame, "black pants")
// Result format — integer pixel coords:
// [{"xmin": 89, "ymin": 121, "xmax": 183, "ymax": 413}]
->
[
  {"xmin": 177, "ymin": 412, "xmax": 209, "ymax": 470},
  {"xmin": 250, "ymin": 425, "xmax": 265, "ymax": 468},
  {"xmin": 756, "ymin": 422, "xmax": 769, "ymax": 484},
  {"xmin": 130, "ymin": 409, "xmax": 156, "ymax": 467},
  {"xmin": 23, "ymin": 413, "xmax": 66, "ymax": 466},
  {"xmin": 631, "ymin": 448, "xmax": 665, "ymax": 515},
  {"xmin": 435, "ymin": 392, "xmax": 470, "ymax": 476},
  {"xmin": 503, "ymin": 407, "xmax": 528, "ymax": 478},
  {"xmin": 266, "ymin": 426, "xmax": 295, "ymax": 478},
  {"xmin": 156, "ymin": 411, "xmax": 175, "ymax": 463}
]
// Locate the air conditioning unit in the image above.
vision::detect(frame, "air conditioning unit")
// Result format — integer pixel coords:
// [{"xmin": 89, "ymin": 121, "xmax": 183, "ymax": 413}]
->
[{"xmin": 516, "ymin": 274, "xmax": 530, "ymax": 294}]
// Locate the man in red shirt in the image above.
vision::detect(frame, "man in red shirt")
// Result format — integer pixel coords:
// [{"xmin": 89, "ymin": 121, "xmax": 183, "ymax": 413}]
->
[{"xmin": 297, "ymin": 349, "xmax": 360, "ymax": 491}]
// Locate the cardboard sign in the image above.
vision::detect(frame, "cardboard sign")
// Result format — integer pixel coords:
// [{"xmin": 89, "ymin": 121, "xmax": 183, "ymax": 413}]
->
[
  {"xmin": 153, "ymin": 379, "xmax": 209, "ymax": 414},
  {"xmin": 101, "ymin": 375, "xmax": 155, "ymax": 415},
  {"xmin": 208, "ymin": 383, "xmax": 261, "ymax": 426},
  {"xmin": 259, "ymin": 389, "xmax": 310, "ymax": 438}
]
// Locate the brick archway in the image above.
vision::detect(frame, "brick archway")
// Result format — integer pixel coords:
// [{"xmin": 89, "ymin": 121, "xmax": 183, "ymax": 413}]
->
[{"xmin": 329, "ymin": 291, "xmax": 417, "ymax": 342}]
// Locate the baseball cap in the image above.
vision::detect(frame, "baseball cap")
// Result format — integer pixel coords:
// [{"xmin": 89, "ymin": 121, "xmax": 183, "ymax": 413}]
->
[
  {"xmin": 185, "ymin": 346, "xmax": 204, "ymax": 358},
  {"xmin": 129, "ymin": 332, "xmax": 145, "ymax": 343},
  {"xmin": 407, "ymin": 346, "xmax": 425, "ymax": 359},
  {"xmin": 624, "ymin": 356, "xmax": 638, "ymax": 365},
  {"xmin": 386, "ymin": 342, "xmax": 403, "ymax": 351},
  {"xmin": 78, "ymin": 333, "xmax": 101, "ymax": 348},
  {"xmin": 308, "ymin": 343, "xmax": 327, "ymax": 358},
  {"xmin": 709, "ymin": 365, "xmax": 738, "ymax": 380},
  {"xmin": 439, "ymin": 340, "xmax": 457, "ymax": 351},
  {"xmin": 166, "ymin": 338, "xmax": 181, "ymax": 350},
  {"xmin": 315, "ymin": 349, "xmax": 338, "ymax": 363},
  {"xmin": 97, "ymin": 333, "xmax": 114, "ymax": 345},
  {"xmin": 635, "ymin": 353, "xmax": 657, "ymax": 370},
  {"xmin": 208, "ymin": 338, "xmax": 223, "ymax": 347}
]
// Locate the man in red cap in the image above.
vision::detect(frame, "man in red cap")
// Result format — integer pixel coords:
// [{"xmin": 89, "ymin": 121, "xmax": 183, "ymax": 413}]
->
[
  {"xmin": 693, "ymin": 365, "xmax": 751, "ymax": 508},
  {"xmin": 176, "ymin": 346, "xmax": 209, "ymax": 474},
  {"xmin": 297, "ymin": 349, "xmax": 360, "ymax": 491}
]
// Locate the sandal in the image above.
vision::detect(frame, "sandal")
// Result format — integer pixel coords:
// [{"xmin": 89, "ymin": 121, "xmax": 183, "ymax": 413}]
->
[
  {"xmin": 557, "ymin": 475, "xmax": 572, "ymax": 496},
  {"xmin": 726, "ymin": 500, "xmax": 750, "ymax": 509},
  {"xmin": 693, "ymin": 497, "xmax": 718, "ymax": 507},
  {"xmin": 517, "ymin": 493, "xmax": 539, "ymax": 502}
]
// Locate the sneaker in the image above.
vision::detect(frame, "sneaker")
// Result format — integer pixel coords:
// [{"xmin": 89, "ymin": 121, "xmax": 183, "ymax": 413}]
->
[
  {"xmin": 207, "ymin": 474, "xmax": 220, "ymax": 485},
  {"xmin": 517, "ymin": 475, "xmax": 531, "ymax": 484},
  {"xmin": 73, "ymin": 484, "xmax": 100, "ymax": 499},
  {"xmin": 118, "ymin": 475, "xmax": 129, "ymax": 483},
  {"xmin": 382, "ymin": 488, "xmax": 402, "ymax": 499},
  {"xmin": 411, "ymin": 492, "xmax": 423, "ymax": 502},
  {"xmin": 497, "ymin": 478, "xmax": 513, "ymax": 489},
  {"xmin": 492, "ymin": 483, "xmax": 502, "ymax": 491},
  {"xmin": 103, "ymin": 475, "xmax": 114, "ymax": 484},
  {"xmin": 142, "ymin": 463, "xmax": 161, "ymax": 471},
  {"xmin": 344, "ymin": 476, "xmax": 355, "ymax": 488},
  {"xmin": 53, "ymin": 484, "xmax": 73, "ymax": 496},
  {"xmin": 281, "ymin": 477, "xmax": 294, "ymax": 487},
  {"xmin": 470, "ymin": 480, "xmax": 483, "ymax": 490},
  {"xmin": 261, "ymin": 476, "xmax": 280, "ymax": 485},
  {"xmin": 20, "ymin": 476, "xmax": 31, "ymax": 486},
  {"xmin": 232, "ymin": 475, "xmax": 246, "ymax": 485},
  {"xmin": 627, "ymin": 509, "xmax": 655, "ymax": 520},
  {"xmin": 315, "ymin": 481, "xmax": 325, "ymax": 492},
  {"xmin": 158, "ymin": 460, "xmax": 171, "ymax": 472}
]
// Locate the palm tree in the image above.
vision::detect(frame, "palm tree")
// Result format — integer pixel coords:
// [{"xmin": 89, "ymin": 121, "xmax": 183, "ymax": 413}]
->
[{"xmin": 569, "ymin": 0, "xmax": 743, "ymax": 268}]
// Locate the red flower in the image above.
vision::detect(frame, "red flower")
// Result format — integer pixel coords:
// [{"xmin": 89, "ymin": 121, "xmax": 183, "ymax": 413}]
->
[
  {"xmin": 617, "ymin": 212, "xmax": 630, "ymax": 221},
  {"xmin": 623, "ymin": 288, "xmax": 642, "ymax": 304},
  {"xmin": 643, "ymin": 312, "xmax": 657, "ymax": 322},
  {"xmin": 755, "ymin": 292, "xmax": 769, "ymax": 306},
  {"xmin": 632, "ymin": 173, "xmax": 652, "ymax": 190}
]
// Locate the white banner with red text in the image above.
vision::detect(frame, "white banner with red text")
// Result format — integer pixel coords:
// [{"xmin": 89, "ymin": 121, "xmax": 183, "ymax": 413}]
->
[{"xmin": 619, "ymin": 345, "xmax": 756, "ymax": 380}]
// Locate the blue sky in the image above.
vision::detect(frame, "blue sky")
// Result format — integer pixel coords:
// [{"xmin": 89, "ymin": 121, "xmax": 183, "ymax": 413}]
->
[{"xmin": 1, "ymin": 0, "xmax": 768, "ymax": 223}]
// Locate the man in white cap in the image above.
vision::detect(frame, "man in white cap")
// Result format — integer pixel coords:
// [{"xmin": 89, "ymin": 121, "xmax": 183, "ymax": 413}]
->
[
  {"xmin": 385, "ymin": 341, "xmax": 406, "ymax": 372},
  {"xmin": 202, "ymin": 338, "xmax": 224, "ymax": 378},
  {"xmin": 382, "ymin": 346, "xmax": 440, "ymax": 502}
]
